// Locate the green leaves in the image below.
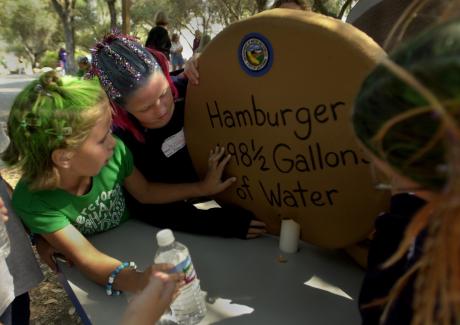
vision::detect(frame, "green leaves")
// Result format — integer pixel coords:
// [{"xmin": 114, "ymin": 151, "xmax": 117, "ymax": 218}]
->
[{"xmin": 0, "ymin": 0, "xmax": 58, "ymax": 66}]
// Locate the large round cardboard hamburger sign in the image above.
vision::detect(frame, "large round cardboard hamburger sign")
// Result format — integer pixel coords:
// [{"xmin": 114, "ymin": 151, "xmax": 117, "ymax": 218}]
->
[{"xmin": 185, "ymin": 9, "xmax": 389, "ymax": 248}]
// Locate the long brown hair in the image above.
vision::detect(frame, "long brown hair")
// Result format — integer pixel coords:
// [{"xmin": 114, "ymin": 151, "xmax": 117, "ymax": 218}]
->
[{"xmin": 353, "ymin": 15, "xmax": 460, "ymax": 324}]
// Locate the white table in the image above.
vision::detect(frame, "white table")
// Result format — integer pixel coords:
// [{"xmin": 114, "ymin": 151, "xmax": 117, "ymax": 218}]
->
[{"xmin": 58, "ymin": 219, "xmax": 364, "ymax": 325}]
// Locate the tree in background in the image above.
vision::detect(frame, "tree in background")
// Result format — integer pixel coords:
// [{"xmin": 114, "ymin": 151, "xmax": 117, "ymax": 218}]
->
[
  {"xmin": 131, "ymin": 0, "xmax": 271, "ymax": 50},
  {"xmin": 0, "ymin": 0, "xmax": 58, "ymax": 68},
  {"xmin": 211, "ymin": 0, "xmax": 266, "ymax": 27},
  {"xmin": 256, "ymin": 0, "xmax": 270, "ymax": 12},
  {"xmin": 0, "ymin": 0, "xmax": 104, "ymax": 71},
  {"xmin": 50, "ymin": 0, "xmax": 116, "ymax": 73},
  {"xmin": 130, "ymin": 0, "xmax": 164, "ymax": 35},
  {"xmin": 50, "ymin": 0, "xmax": 78, "ymax": 73},
  {"xmin": 311, "ymin": 0, "xmax": 359, "ymax": 18},
  {"xmin": 77, "ymin": 0, "xmax": 114, "ymax": 50},
  {"xmin": 167, "ymin": 0, "xmax": 271, "ymax": 36},
  {"xmin": 0, "ymin": 0, "xmax": 360, "ymax": 73},
  {"xmin": 106, "ymin": 0, "xmax": 118, "ymax": 31}
]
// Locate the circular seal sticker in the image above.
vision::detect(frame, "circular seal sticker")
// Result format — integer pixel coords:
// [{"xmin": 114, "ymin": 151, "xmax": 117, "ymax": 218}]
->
[{"xmin": 238, "ymin": 33, "xmax": 273, "ymax": 77}]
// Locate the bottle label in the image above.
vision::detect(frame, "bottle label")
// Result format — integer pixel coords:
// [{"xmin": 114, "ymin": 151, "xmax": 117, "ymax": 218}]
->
[{"xmin": 173, "ymin": 255, "xmax": 197, "ymax": 284}]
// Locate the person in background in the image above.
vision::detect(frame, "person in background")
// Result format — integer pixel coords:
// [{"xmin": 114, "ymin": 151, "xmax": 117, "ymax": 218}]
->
[
  {"xmin": 76, "ymin": 56, "xmax": 91, "ymax": 78},
  {"xmin": 0, "ymin": 175, "xmax": 43, "ymax": 325},
  {"xmin": 271, "ymin": 0, "xmax": 310, "ymax": 10},
  {"xmin": 91, "ymin": 34, "xmax": 266, "ymax": 239},
  {"xmin": 353, "ymin": 16, "xmax": 460, "ymax": 325},
  {"xmin": 57, "ymin": 48, "xmax": 67, "ymax": 75},
  {"xmin": 170, "ymin": 33, "xmax": 185, "ymax": 71},
  {"xmin": 192, "ymin": 30, "xmax": 201, "ymax": 54},
  {"xmin": 145, "ymin": 11, "xmax": 171, "ymax": 60}
]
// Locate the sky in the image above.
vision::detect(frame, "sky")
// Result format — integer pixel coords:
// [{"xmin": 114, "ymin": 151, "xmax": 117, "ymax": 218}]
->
[{"xmin": 179, "ymin": 30, "xmax": 195, "ymax": 60}]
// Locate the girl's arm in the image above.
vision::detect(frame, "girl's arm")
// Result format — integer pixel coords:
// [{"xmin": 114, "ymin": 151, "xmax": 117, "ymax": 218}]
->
[
  {"xmin": 123, "ymin": 146, "xmax": 236, "ymax": 204},
  {"xmin": 42, "ymin": 225, "xmax": 181, "ymax": 293}
]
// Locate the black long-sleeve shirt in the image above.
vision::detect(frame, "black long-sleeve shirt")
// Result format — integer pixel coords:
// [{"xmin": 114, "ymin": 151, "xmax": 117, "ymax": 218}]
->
[
  {"xmin": 114, "ymin": 77, "xmax": 253, "ymax": 238},
  {"xmin": 359, "ymin": 193, "xmax": 426, "ymax": 324}
]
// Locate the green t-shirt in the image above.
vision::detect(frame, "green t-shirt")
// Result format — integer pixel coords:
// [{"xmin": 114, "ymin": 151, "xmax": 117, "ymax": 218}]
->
[{"xmin": 13, "ymin": 138, "xmax": 134, "ymax": 236}]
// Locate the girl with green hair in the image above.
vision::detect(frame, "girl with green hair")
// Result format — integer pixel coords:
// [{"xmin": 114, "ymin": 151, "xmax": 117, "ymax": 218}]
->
[
  {"xmin": 353, "ymin": 15, "xmax": 460, "ymax": 325},
  {"xmin": 4, "ymin": 71, "xmax": 235, "ymax": 299}
]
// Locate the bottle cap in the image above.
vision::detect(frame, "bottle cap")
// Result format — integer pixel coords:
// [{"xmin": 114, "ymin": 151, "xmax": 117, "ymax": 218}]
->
[{"xmin": 156, "ymin": 229, "xmax": 175, "ymax": 247}]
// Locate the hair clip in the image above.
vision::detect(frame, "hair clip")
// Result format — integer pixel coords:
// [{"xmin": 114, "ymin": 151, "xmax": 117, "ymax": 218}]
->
[
  {"xmin": 44, "ymin": 126, "xmax": 71, "ymax": 141},
  {"xmin": 20, "ymin": 116, "xmax": 40, "ymax": 135},
  {"xmin": 34, "ymin": 83, "xmax": 52, "ymax": 97},
  {"xmin": 25, "ymin": 114, "xmax": 41, "ymax": 128},
  {"xmin": 62, "ymin": 126, "xmax": 72, "ymax": 136},
  {"xmin": 42, "ymin": 70, "xmax": 62, "ymax": 86}
]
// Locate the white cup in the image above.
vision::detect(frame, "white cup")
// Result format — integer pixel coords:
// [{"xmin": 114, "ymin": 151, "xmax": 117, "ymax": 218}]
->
[{"xmin": 279, "ymin": 219, "xmax": 300, "ymax": 253}]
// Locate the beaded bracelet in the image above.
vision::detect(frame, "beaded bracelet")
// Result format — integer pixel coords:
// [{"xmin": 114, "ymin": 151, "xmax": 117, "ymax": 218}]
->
[{"xmin": 106, "ymin": 261, "xmax": 137, "ymax": 296}]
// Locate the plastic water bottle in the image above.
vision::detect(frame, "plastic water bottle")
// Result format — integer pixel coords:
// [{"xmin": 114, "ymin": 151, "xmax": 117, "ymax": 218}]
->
[
  {"xmin": 0, "ymin": 214, "xmax": 10, "ymax": 259},
  {"xmin": 155, "ymin": 229, "xmax": 206, "ymax": 325}
]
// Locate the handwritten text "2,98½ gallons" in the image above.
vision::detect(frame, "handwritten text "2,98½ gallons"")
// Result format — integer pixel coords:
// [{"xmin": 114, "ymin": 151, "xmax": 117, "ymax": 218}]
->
[
  {"xmin": 221, "ymin": 140, "xmax": 369, "ymax": 173},
  {"xmin": 206, "ymin": 95, "xmax": 345, "ymax": 141}
]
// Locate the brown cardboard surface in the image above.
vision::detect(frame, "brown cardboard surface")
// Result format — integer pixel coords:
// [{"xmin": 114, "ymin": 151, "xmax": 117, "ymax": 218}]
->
[{"xmin": 184, "ymin": 9, "xmax": 390, "ymax": 248}]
